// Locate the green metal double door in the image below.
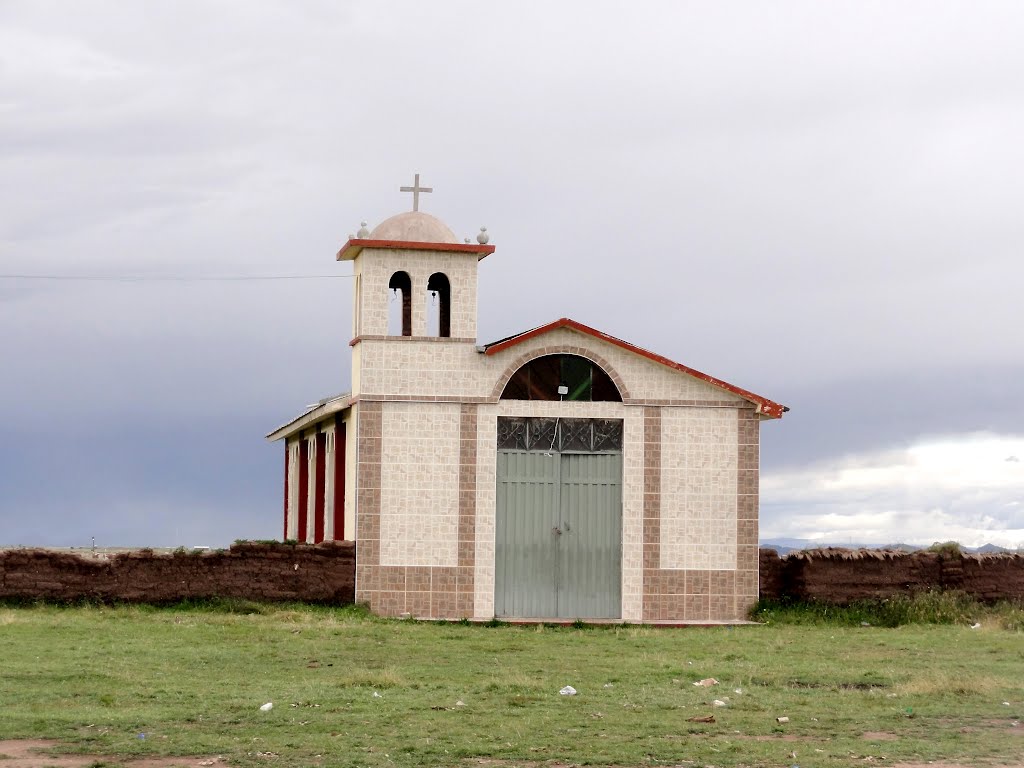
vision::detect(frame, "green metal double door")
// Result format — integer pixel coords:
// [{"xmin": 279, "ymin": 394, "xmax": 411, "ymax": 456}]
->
[{"xmin": 495, "ymin": 451, "xmax": 623, "ymax": 619}]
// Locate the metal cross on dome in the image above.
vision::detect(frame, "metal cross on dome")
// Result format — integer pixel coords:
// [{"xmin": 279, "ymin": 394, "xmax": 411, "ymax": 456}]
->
[{"xmin": 400, "ymin": 173, "xmax": 433, "ymax": 212}]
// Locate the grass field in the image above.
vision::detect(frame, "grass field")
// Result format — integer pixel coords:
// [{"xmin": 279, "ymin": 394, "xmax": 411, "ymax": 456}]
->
[{"xmin": 1, "ymin": 601, "xmax": 1021, "ymax": 768}]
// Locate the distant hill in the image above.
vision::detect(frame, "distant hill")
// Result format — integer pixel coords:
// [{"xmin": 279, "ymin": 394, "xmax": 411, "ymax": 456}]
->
[
  {"xmin": 760, "ymin": 538, "xmax": 1013, "ymax": 555},
  {"xmin": 975, "ymin": 543, "xmax": 1012, "ymax": 553}
]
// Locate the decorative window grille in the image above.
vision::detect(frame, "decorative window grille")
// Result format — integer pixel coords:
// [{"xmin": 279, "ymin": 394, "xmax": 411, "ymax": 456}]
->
[{"xmin": 496, "ymin": 417, "xmax": 623, "ymax": 453}]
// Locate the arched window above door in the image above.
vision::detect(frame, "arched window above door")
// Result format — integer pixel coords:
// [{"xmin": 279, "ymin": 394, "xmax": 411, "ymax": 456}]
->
[{"xmin": 500, "ymin": 354, "xmax": 622, "ymax": 402}]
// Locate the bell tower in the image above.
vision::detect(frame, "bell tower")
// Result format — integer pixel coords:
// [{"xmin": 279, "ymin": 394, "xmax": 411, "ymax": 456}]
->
[{"xmin": 336, "ymin": 176, "xmax": 495, "ymax": 396}]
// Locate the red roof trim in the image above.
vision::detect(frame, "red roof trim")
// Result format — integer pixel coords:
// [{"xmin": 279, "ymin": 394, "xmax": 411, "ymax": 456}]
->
[
  {"xmin": 337, "ymin": 238, "xmax": 496, "ymax": 261},
  {"xmin": 483, "ymin": 318, "xmax": 787, "ymax": 419}
]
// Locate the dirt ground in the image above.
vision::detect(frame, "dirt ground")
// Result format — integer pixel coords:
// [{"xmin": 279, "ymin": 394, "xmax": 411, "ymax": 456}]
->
[
  {"xmin": 0, "ymin": 740, "xmax": 225, "ymax": 767},
  {"xmin": 3, "ymin": 739, "xmax": 1023, "ymax": 768}
]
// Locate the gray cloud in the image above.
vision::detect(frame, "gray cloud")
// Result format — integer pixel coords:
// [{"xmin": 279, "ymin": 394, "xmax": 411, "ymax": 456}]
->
[{"xmin": 3, "ymin": 1, "xmax": 1024, "ymax": 545}]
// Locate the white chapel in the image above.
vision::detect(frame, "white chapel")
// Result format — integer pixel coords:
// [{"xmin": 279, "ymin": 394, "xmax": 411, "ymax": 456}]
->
[{"xmin": 266, "ymin": 177, "xmax": 786, "ymax": 622}]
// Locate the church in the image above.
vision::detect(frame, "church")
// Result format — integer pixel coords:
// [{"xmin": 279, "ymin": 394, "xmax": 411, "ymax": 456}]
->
[{"xmin": 266, "ymin": 177, "xmax": 786, "ymax": 622}]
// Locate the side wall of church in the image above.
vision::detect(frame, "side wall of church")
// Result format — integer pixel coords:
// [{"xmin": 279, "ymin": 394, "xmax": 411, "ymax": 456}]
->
[{"xmin": 282, "ymin": 408, "xmax": 357, "ymax": 544}]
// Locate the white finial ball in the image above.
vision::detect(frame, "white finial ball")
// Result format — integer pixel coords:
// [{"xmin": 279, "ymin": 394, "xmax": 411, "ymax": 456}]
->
[
  {"xmin": 357, "ymin": 220, "xmax": 370, "ymax": 238},
  {"xmin": 476, "ymin": 226, "xmax": 489, "ymax": 245}
]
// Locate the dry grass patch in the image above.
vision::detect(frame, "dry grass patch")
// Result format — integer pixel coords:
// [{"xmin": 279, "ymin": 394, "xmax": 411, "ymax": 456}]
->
[
  {"xmin": 894, "ymin": 670, "xmax": 1005, "ymax": 697},
  {"xmin": 0, "ymin": 609, "xmax": 25, "ymax": 626},
  {"xmin": 334, "ymin": 665, "xmax": 406, "ymax": 689}
]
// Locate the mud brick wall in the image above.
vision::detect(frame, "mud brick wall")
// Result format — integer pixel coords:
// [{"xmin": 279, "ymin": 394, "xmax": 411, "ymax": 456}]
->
[
  {"xmin": 0, "ymin": 541, "xmax": 354, "ymax": 604},
  {"xmin": 3, "ymin": 543, "xmax": 1022, "ymax": 608},
  {"xmin": 759, "ymin": 548, "xmax": 1024, "ymax": 604}
]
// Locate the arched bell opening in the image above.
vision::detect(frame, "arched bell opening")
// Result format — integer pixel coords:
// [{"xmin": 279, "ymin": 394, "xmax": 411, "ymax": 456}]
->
[
  {"xmin": 426, "ymin": 272, "xmax": 451, "ymax": 338},
  {"xmin": 388, "ymin": 271, "xmax": 412, "ymax": 337}
]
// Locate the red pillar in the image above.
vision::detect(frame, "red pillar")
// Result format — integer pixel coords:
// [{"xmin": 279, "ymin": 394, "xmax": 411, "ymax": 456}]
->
[
  {"xmin": 297, "ymin": 436, "xmax": 309, "ymax": 543},
  {"xmin": 333, "ymin": 416, "xmax": 347, "ymax": 540},
  {"xmin": 283, "ymin": 443, "xmax": 290, "ymax": 541},
  {"xmin": 314, "ymin": 432, "xmax": 326, "ymax": 543}
]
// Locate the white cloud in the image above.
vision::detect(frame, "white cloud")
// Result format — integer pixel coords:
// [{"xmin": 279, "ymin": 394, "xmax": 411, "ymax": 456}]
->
[{"xmin": 762, "ymin": 433, "xmax": 1024, "ymax": 548}]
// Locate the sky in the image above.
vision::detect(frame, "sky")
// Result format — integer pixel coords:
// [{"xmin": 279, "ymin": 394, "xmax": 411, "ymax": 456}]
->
[{"xmin": 2, "ymin": 1, "xmax": 1023, "ymax": 549}]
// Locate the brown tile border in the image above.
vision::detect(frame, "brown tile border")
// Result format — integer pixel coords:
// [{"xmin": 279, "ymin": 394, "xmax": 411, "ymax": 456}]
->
[
  {"xmin": 360, "ymin": 395, "xmax": 493, "ymax": 404},
  {"xmin": 624, "ymin": 398, "xmax": 747, "ymax": 408},
  {"xmin": 353, "ymin": 395, "xmax": 760, "ymax": 408},
  {"xmin": 457, "ymin": 405, "xmax": 478, "ymax": 615},
  {"xmin": 641, "ymin": 407, "xmax": 661, "ymax": 602},
  {"xmin": 355, "ymin": 401, "xmax": 382, "ymax": 576},
  {"xmin": 350, "ymin": 335, "xmax": 478, "ymax": 346},
  {"xmin": 736, "ymin": 406, "xmax": 760, "ymax": 599}
]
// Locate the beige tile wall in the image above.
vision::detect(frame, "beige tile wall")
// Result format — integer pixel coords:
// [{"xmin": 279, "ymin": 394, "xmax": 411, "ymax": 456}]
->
[
  {"xmin": 379, "ymin": 402, "xmax": 461, "ymax": 567},
  {"xmin": 660, "ymin": 408, "xmax": 738, "ymax": 571}
]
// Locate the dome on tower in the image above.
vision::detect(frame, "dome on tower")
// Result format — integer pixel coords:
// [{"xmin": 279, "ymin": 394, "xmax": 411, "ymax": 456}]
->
[{"xmin": 368, "ymin": 211, "xmax": 459, "ymax": 244}]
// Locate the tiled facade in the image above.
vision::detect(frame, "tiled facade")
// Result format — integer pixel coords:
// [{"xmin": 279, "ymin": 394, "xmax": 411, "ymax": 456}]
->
[
  {"xmin": 270, "ymin": 210, "xmax": 782, "ymax": 623},
  {"xmin": 350, "ymin": 348, "xmax": 763, "ymax": 621}
]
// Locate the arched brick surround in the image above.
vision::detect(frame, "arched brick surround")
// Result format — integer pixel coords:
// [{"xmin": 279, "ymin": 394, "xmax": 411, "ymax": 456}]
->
[{"xmin": 490, "ymin": 345, "xmax": 632, "ymax": 401}]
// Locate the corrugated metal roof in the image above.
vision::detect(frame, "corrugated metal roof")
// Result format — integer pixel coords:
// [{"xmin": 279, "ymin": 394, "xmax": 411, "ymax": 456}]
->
[{"xmin": 265, "ymin": 392, "xmax": 352, "ymax": 442}]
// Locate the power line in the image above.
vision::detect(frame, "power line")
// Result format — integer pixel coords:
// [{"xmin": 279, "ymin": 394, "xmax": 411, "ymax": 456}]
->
[{"xmin": 0, "ymin": 274, "xmax": 353, "ymax": 282}]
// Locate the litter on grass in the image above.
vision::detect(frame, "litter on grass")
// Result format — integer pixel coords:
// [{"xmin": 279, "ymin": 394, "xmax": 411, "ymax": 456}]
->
[
  {"xmin": 694, "ymin": 678, "xmax": 719, "ymax": 687},
  {"xmin": 776, "ymin": 716, "xmax": 790, "ymax": 723},
  {"xmin": 259, "ymin": 702, "xmax": 273, "ymax": 712},
  {"xmin": 712, "ymin": 699, "xmax": 727, "ymax": 707},
  {"xmin": 559, "ymin": 686, "xmax": 578, "ymax": 696}
]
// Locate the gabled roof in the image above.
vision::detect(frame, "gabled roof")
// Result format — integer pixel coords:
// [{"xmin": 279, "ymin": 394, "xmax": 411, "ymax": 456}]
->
[
  {"xmin": 482, "ymin": 318, "xmax": 787, "ymax": 419},
  {"xmin": 265, "ymin": 392, "xmax": 353, "ymax": 442}
]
